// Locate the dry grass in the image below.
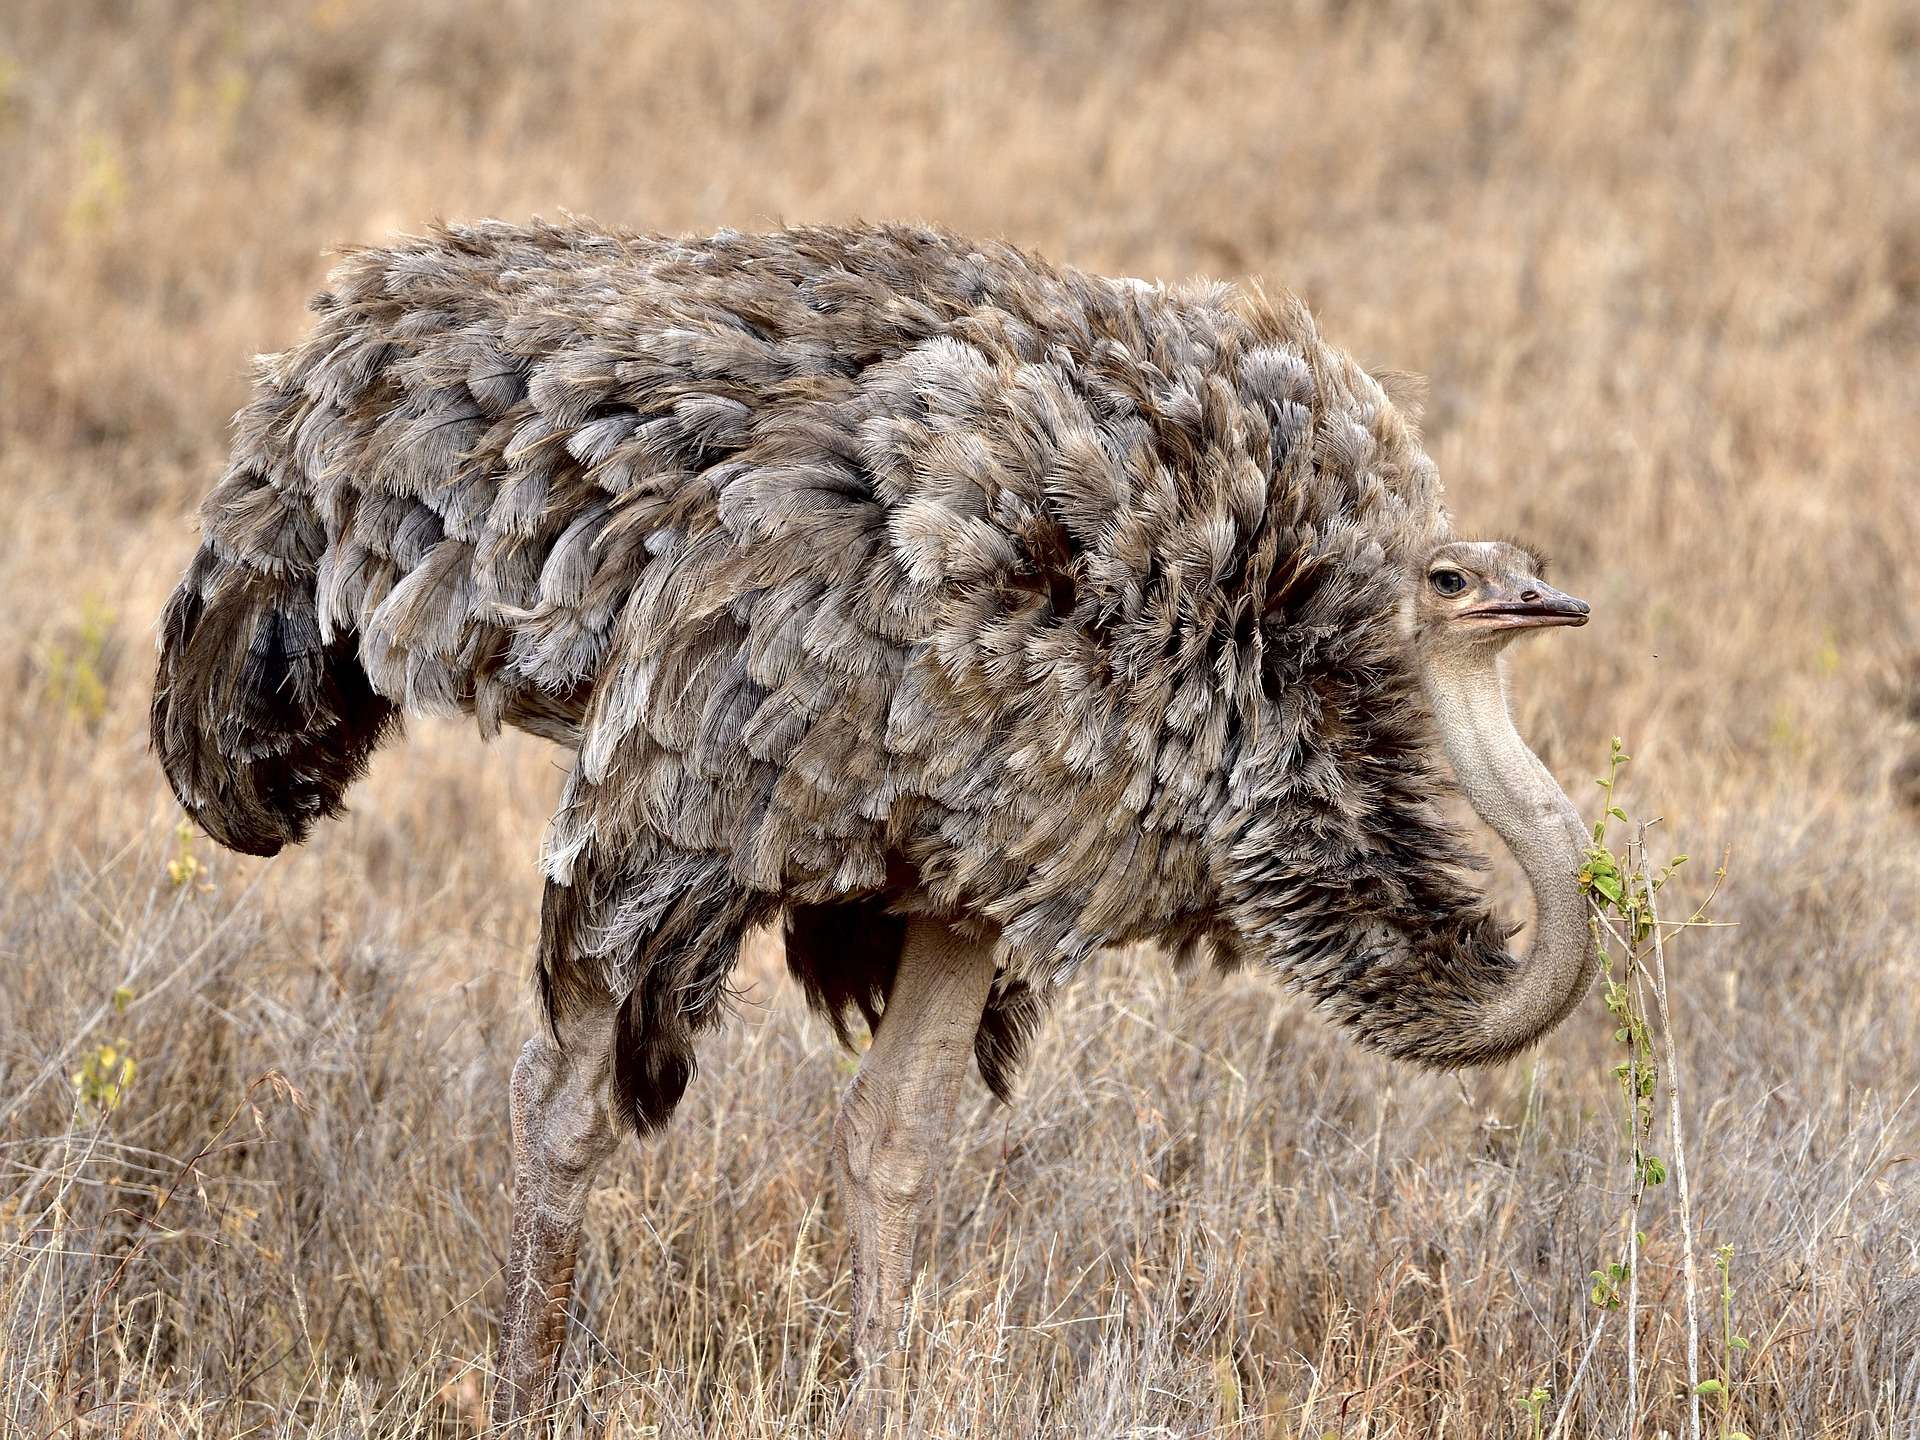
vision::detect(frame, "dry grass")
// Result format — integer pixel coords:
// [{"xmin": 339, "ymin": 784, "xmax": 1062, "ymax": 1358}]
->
[{"xmin": 2, "ymin": 1, "xmax": 1917, "ymax": 1434}]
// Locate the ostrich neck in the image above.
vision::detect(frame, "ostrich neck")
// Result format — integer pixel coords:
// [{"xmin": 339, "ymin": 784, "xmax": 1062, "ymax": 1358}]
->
[{"xmin": 1419, "ymin": 647, "xmax": 1595, "ymax": 1054}]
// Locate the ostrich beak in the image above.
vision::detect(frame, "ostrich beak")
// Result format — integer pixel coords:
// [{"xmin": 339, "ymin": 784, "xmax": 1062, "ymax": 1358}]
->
[{"xmin": 1462, "ymin": 579, "xmax": 1591, "ymax": 631}]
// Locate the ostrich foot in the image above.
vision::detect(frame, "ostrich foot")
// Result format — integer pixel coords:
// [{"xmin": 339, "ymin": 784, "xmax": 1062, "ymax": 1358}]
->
[
  {"xmin": 492, "ymin": 1023, "xmax": 617, "ymax": 1430},
  {"xmin": 829, "ymin": 916, "xmax": 997, "ymax": 1436}
]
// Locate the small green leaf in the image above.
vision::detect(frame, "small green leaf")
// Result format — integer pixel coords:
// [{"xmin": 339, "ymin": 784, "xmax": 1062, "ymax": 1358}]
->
[{"xmin": 1694, "ymin": 1379, "xmax": 1726, "ymax": 1397}]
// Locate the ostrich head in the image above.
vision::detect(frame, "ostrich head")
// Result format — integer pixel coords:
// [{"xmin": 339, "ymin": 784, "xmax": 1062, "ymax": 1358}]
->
[
  {"xmin": 1411, "ymin": 540, "xmax": 1590, "ymax": 657},
  {"xmin": 1375, "ymin": 535, "xmax": 1600, "ymax": 1065}
]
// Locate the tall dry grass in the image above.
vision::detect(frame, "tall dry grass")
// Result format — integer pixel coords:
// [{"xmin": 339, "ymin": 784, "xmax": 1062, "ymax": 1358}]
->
[{"xmin": 0, "ymin": 1, "xmax": 1916, "ymax": 1435}]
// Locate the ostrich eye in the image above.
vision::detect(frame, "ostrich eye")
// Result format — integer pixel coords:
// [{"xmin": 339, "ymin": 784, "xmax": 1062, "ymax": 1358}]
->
[{"xmin": 1429, "ymin": 569, "xmax": 1468, "ymax": 597}]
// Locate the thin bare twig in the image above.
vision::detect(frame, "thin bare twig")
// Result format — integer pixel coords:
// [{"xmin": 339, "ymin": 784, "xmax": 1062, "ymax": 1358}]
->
[
  {"xmin": 1625, "ymin": 930, "xmax": 1647, "ymax": 1440},
  {"xmin": 1646, "ymin": 855, "xmax": 1703, "ymax": 1440},
  {"xmin": 1548, "ymin": 1312, "xmax": 1610, "ymax": 1440}
]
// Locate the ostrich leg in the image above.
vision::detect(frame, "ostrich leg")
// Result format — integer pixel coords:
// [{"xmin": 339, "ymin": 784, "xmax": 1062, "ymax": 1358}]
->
[
  {"xmin": 492, "ymin": 1005, "xmax": 619, "ymax": 1428},
  {"xmin": 830, "ymin": 916, "xmax": 997, "ymax": 1433}
]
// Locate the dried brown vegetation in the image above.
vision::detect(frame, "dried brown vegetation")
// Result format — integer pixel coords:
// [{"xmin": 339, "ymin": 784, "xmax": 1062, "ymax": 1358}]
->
[{"xmin": 1, "ymin": 1, "xmax": 1916, "ymax": 1435}]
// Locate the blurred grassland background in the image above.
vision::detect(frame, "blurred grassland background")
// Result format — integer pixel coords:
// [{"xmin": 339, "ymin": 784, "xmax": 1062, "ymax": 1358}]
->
[{"xmin": 1, "ymin": 0, "xmax": 1917, "ymax": 1435}]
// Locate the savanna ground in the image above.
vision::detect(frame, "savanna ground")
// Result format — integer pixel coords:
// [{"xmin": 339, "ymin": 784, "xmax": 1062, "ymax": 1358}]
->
[{"xmin": 2, "ymin": 1, "xmax": 1918, "ymax": 1435}]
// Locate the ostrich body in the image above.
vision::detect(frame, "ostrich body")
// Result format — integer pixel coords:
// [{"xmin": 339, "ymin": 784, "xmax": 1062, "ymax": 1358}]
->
[{"xmin": 151, "ymin": 219, "xmax": 1596, "ymax": 1426}]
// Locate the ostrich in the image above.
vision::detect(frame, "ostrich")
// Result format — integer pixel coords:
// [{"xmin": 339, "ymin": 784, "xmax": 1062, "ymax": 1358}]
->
[{"xmin": 151, "ymin": 219, "xmax": 1596, "ymax": 1427}]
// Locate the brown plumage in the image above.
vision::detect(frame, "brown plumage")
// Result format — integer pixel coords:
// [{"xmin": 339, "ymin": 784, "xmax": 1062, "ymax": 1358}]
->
[{"xmin": 155, "ymin": 218, "xmax": 1525, "ymax": 1139}]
